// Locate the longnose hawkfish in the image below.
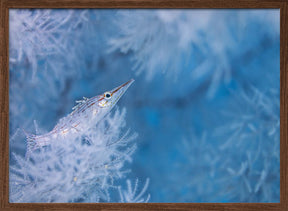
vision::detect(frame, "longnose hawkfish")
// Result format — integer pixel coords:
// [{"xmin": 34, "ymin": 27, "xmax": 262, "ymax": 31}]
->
[{"xmin": 25, "ymin": 79, "xmax": 134, "ymax": 156}]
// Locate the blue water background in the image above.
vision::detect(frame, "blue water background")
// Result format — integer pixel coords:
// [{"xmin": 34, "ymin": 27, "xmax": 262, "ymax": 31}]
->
[{"xmin": 9, "ymin": 9, "xmax": 280, "ymax": 202}]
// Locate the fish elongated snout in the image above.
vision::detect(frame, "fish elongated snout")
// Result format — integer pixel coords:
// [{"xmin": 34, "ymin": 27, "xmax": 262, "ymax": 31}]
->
[
  {"xmin": 114, "ymin": 79, "xmax": 134, "ymax": 92},
  {"xmin": 111, "ymin": 79, "xmax": 135, "ymax": 96}
]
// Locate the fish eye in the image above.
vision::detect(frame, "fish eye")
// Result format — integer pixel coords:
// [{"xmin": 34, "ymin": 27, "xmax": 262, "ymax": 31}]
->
[{"xmin": 104, "ymin": 92, "xmax": 111, "ymax": 100}]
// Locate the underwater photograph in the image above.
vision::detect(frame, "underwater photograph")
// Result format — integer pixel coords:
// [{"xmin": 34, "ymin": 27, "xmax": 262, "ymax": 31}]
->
[{"xmin": 9, "ymin": 9, "xmax": 280, "ymax": 203}]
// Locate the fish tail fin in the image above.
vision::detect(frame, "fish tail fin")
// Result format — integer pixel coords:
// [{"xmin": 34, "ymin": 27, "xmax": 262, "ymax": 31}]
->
[{"xmin": 22, "ymin": 129, "xmax": 37, "ymax": 160}]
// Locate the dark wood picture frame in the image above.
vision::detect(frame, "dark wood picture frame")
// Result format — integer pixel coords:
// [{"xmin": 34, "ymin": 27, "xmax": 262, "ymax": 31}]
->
[{"xmin": 1, "ymin": 0, "xmax": 287, "ymax": 210}]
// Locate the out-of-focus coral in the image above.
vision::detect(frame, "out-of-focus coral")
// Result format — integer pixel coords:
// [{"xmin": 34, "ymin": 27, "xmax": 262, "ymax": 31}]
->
[
  {"xmin": 9, "ymin": 9, "xmax": 89, "ymax": 80},
  {"xmin": 215, "ymin": 88, "xmax": 280, "ymax": 202},
  {"xmin": 175, "ymin": 87, "xmax": 279, "ymax": 202},
  {"xmin": 109, "ymin": 10, "xmax": 279, "ymax": 98}
]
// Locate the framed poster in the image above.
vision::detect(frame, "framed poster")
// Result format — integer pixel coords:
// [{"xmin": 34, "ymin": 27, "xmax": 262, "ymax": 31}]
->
[{"xmin": 1, "ymin": 0, "xmax": 287, "ymax": 210}]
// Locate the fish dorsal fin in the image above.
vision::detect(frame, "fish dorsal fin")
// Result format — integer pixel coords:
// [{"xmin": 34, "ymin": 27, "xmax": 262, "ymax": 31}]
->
[{"xmin": 72, "ymin": 96, "xmax": 89, "ymax": 111}]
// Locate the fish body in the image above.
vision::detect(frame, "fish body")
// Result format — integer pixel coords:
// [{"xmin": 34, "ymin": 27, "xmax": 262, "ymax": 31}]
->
[{"xmin": 25, "ymin": 79, "xmax": 134, "ymax": 154}]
